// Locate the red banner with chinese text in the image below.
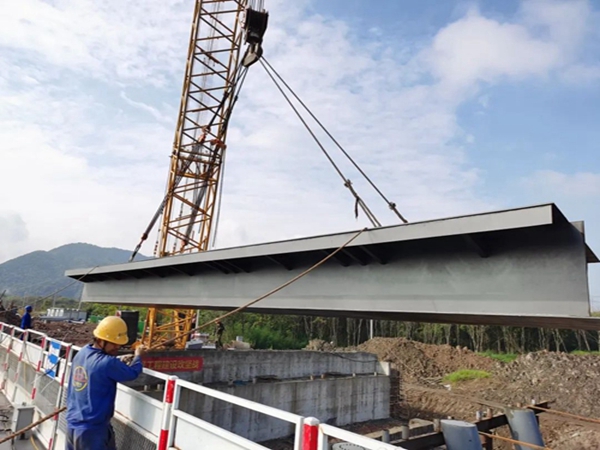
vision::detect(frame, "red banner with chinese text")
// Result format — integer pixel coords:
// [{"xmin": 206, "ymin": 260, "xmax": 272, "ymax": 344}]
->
[{"xmin": 142, "ymin": 356, "xmax": 203, "ymax": 373}]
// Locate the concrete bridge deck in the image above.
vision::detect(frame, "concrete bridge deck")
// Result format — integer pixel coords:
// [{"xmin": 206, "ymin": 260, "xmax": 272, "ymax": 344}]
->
[{"xmin": 67, "ymin": 204, "xmax": 600, "ymax": 330}]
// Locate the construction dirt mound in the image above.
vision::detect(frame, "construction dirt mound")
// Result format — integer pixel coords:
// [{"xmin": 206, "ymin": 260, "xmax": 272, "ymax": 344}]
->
[
  {"xmin": 480, "ymin": 350, "xmax": 600, "ymax": 418},
  {"xmin": 34, "ymin": 321, "xmax": 96, "ymax": 347},
  {"xmin": 0, "ymin": 309, "xmax": 22, "ymax": 327},
  {"xmin": 338, "ymin": 338, "xmax": 600, "ymax": 450},
  {"xmin": 355, "ymin": 337, "xmax": 495, "ymax": 382}
]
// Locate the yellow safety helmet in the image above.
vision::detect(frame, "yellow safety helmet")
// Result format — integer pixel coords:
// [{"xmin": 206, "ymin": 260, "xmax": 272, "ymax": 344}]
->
[{"xmin": 93, "ymin": 316, "xmax": 129, "ymax": 345}]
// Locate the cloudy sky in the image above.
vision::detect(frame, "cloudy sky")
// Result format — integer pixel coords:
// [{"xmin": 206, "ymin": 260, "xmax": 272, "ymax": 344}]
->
[{"xmin": 1, "ymin": 0, "xmax": 599, "ymax": 306}]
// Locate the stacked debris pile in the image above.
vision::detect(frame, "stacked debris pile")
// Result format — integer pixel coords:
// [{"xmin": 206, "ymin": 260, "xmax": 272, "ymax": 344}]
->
[
  {"xmin": 480, "ymin": 351, "xmax": 600, "ymax": 418},
  {"xmin": 355, "ymin": 337, "xmax": 495, "ymax": 383},
  {"xmin": 0, "ymin": 309, "xmax": 22, "ymax": 327},
  {"xmin": 304, "ymin": 339, "xmax": 337, "ymax": 352},
  {"xmin": 34, "ymin": 321, "xmax": 96, "ymax": 347}
]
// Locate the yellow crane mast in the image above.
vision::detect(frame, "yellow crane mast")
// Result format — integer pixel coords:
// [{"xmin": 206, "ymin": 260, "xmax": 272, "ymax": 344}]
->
[{"xmin": 134, "ymin": 0, "xmax": 268, "ymax": 349}]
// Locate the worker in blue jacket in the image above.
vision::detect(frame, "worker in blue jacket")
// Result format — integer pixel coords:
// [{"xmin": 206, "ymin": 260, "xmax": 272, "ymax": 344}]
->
[
  {"xmin": 20, "ymin": 305, "xmax": 32, "ymax": 330},
  {"xmin": 65, "ymin": 316, "xmax": 147, "ymax": 450}
]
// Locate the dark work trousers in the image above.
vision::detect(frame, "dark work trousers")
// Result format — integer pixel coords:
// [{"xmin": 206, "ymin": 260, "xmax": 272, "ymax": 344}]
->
[{"xmin": 66, "ymin": 424, "xmax": 116, "ymax": 450}]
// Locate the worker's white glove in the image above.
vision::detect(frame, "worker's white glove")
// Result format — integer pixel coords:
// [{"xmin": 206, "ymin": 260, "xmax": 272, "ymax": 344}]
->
[
  {"xmin": 135, "ymin": 345, "xmax": 148, "ymax": 358},
  {"xmin": 117, "ymin": 354, "xmax": 135, "ymax": 365}
]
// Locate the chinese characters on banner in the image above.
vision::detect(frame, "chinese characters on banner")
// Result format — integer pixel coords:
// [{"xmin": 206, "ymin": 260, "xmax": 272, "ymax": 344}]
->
[{"xmin": 142, "ymin": 356, "xmax": 203, "ymax": 373}]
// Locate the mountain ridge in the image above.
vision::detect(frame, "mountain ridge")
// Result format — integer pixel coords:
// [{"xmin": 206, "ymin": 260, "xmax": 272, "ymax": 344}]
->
[{"xmin": 0, "ymin": 243, "xmax": 148, "ymax": 299}]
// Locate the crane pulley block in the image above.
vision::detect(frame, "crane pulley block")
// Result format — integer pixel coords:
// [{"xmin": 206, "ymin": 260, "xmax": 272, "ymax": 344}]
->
[
  {"xmin": 243, "ymin": 7, "xmax": 269, "ymax": 46},
  {"xmin": 242, "ymin": 7, "xmax": 269, "ymax": 67}
]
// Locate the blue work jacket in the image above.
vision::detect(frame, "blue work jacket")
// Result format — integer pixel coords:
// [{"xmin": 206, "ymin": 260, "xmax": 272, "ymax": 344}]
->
[
  {"xmin": 65, "ymin": 345, "xmax": 143, "ymax": 429},
  {"xmin": 20, "ymin": 312, "xmax": 31, "ymax": 330}
]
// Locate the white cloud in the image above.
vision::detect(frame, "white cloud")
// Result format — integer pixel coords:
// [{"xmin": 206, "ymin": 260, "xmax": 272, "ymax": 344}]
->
[
  {"xmin": 561, "ymin": 64, "xmax": 600, "ymax": 84},
  {"xmin": 0, "ymin": 0, "xmax": 191, "ymax": 86},
  {"xmin": 524, "ymin": 170, "xmax": 600, "ymax": 197},
  {"xmin": 0, "ymin": 213, "xmax": 28, "ymax": 262},
  {"xmin": 520, "ymin": 0, "xmax": 591, "ymax": 48},
  {"xmin": 119, "ymin": 92, "xmax": 172, "ymax": 124},
  {"xmin": 422, "ymin": 0, "xmax": 591, "ymax": 93},
  {"xmin": 0, "ymin": 0, "xmax": 597, "ymax": 266},
  {"xmin": 426, "ymin": 13, "xmax": 560, "ymax": 87}
]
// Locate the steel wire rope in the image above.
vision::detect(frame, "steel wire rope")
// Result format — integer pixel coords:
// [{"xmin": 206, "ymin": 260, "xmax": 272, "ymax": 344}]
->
[
  {"xmin": 36, "ymin": 268, "xmax": 96, "ymax": 303},
  {"xmin": 148, "ymin": 227, "xmax": 368, "ymax": 350},
  {"xmin": 210, "ymin": 64, "xmax": 251, "ymax": 249},
  {"xmin": 258, "ymin": 59, "xmax": 381, "ymax": 227},
  {"xmin": 478, "ymin": 431, "xmax": 552, "ymax": 450},
  {"xmin": 209, "ymin": 145, "xmax": 227, "ymax": 250},
  {"xmin": 5, "ymin": 265, "xmax": 100, "ymax": 313},
  {"xmin": 0, "ymin": 277, "xmax": 69, "ymax": 298},
  {"xmin": 130, "ymin": 60, "xmax": 250, "ymax": 261},
  {"xmin": 261, "ymin": 57, "xmax": 408, "ymax": 224},
  {"xmin": 0, "ymin": 407, "xmax": 66, "ymax": 445},
  {"xmin": 530, "ymin": 404, "xmax": 600, "ymax": 425},
  {"xmin": 174, "ymin": 62, "xmax": 248, "ymax": 246},
  {"xmin": 181, "ymin": 64, "xmax": 250, "ymax": 246}
]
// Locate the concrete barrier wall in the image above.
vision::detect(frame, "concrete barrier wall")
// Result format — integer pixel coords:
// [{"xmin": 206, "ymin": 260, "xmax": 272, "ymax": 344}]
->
[
  {"xmin": 132, "ymin": 350, "xmax": 392, "ymax": 443},
  {"xmin": 177, "ymin": 375, "xmax": 390, "ymax": 442},
  {"xmin": 137, "ymin": 350, "xmax": 388, "ymax": 386}
]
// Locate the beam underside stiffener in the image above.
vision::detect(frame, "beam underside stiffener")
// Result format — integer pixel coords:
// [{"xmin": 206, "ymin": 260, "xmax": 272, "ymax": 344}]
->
[
  {"xmin": 143, "ymin": 0, "xmax": 246, "ymax": 349},
  {"xmin": 80, "ymin": 219, "xmax": 599, "ymax": 330}
]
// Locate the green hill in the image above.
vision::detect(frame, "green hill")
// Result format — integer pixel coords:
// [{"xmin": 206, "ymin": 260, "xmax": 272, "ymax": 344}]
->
[{"xmin": 0, "ymin": 243, "xmax": 148, "ymax": 299}]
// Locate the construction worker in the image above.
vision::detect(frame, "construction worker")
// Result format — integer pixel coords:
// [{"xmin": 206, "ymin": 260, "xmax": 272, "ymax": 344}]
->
[
  {"xmin": 20, "ymin": 305, "xmax": 32, "ymax": 330},
  {"xmin": 215, "ymin": 319, "xmax": 225, "ymax": 349},
  {"xmin": 65, "ymin": 316, "xmax": 147, "ymax": 450}
]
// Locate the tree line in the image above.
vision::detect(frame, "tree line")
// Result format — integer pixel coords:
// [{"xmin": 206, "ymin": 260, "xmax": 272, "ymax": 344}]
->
[{"xmin": 4, "ymin": 295, "xmax": 599, "ymax": 353}]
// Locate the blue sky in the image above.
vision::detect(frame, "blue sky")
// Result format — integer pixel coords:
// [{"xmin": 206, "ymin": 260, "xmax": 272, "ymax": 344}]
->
[{"xmin": 0, "ymin": 0, "xmax": 599, "ymax": 307}]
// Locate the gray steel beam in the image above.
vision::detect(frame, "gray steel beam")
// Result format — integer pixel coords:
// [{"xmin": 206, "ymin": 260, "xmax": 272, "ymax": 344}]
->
[{"xmin": 66, "ymin": 204, "xmax": 600, "ymax": 330}]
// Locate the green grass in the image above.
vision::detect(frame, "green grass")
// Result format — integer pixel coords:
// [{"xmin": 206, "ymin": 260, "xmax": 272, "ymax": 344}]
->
[
  {"xmin": 477, "ymin": 351, "xmax": 518, "ymax": 363},
  {"xmin": 443, "ymin": 370, "xmax": 491, "ymax": 383},
  {"xmin": 571, "ymin": 350, "xmax": 600, "ymax": 356}
]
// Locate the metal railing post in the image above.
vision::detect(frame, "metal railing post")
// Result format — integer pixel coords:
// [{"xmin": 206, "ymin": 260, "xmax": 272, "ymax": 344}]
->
[
  {"xmin": 302, "ymin": 417, "xmax": 320, "ymax": 450},
  {"xmin": 11, "ymin": 330, "xmax": 28, "ymax": 402},
  {"xmin": 167, "ymin": 380, "xmax": 183, "ymax": 448},
  {"xmin": 293, "ymin": 418, "xmax": 305, "ymax": 450},
  {"xmin": 48, "ymin": 344, "xmax": 72, "ymax": 450},
  {"xmin": 158, "ymin": 376, "xmax": 177, "ymax": 450},
  {"xmin": 316, "ymin": 422, "xmax": 329, "ymax": 450},
  {"xmin": 0, "ymin": 325, "xmax": 13, "ymax": 392},
  {"xmin": 31, "ymin": 336, "xmax": 47, "ymax": 401}
]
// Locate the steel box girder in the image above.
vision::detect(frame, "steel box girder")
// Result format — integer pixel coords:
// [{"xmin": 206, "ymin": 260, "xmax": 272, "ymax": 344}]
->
[{"xmin": 67, "ymin": 204, "xmax": 600, "ymax": 330}]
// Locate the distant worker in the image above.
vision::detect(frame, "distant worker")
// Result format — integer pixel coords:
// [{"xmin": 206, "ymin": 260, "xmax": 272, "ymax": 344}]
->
[
  {"xmin": 20, "ymin": 305, "xmax": 32, "ymax": 330},
  {"xmin": 65, "ymin": 316, "xmax": 147, "ymax": 450},
  {"xmin": 215, "ymin": 319, "xmax": 225, "ymax": 349}
]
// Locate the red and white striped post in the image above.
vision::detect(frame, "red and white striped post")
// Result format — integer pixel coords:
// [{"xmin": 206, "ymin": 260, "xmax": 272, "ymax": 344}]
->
[
  {"xmin": 48, "ymin": 344, "xmax": 72, "ymax": 450},
  {"xmin": 11, "ymin": 330, "xmax": 28, "ymax": 402},
  {"xmin": 302, "ymin": 417, "xmax": 320, "ymax": 450},
  {"xmin": 0, "ymin": 325, "xmax": 11, "ymax": 392},
  {"xmin": 158, "ymin": 376, "xmax": 177, "ymax": 450},
  {"xmin": 31, "ymin": 336, "xmax": 47, "ymax": 401}
]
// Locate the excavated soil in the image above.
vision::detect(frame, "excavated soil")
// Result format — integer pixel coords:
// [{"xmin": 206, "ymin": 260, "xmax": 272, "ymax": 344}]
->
[
  {"xmin": 0, "ymin": 311, "xmax": 94, "ymax": 346},
  {"xmin": 0, "ymin": 310, "xmax": 95, "ymax": 347},
  {"xmin": 356, "ymin": 337, "xmax": 496, "ymax": 383},
  {"xmin": 0, "ymin": 309, "xmax": 22, "ymax": 327},
  {"xmin": 337, "ymin": 338, "xmax": 600, "ymax": 449},
  {"xmin": 33, "ymin": 321, "xmax": 95, "ymax": 346}
]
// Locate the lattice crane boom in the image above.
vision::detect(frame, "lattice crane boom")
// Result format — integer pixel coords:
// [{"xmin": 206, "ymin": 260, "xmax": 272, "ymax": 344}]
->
[{"xmin": 140, "ymin": 0, "xmax": 268, "ymax": 349}]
